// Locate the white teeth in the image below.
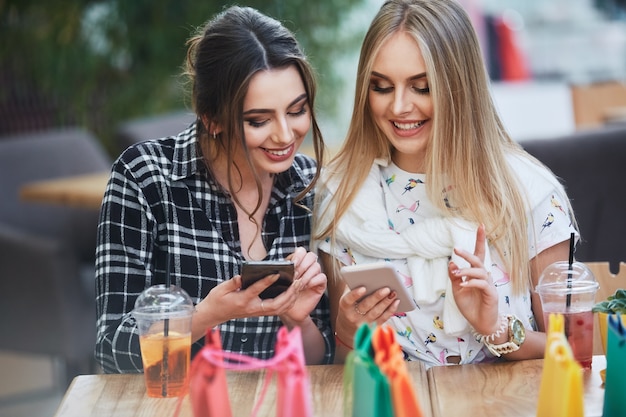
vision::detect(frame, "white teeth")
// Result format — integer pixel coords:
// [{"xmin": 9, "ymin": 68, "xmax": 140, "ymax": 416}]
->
[
  {"xmin": 266, "ymin": 148, "xmax": 290, "ymax": 156},
  {"xmin": 393, "ymin": 121, "xmax": 424, "ymax": 130}
]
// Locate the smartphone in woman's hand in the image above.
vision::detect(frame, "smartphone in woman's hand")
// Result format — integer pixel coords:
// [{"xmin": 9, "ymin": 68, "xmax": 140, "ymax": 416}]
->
[
  {"xmin": 341, "ymin": 262, "xmax": 417, "ymax": 312},
  {"xmin": 241, "ymin": 260, "xmax": 295, "ymax": 299}
]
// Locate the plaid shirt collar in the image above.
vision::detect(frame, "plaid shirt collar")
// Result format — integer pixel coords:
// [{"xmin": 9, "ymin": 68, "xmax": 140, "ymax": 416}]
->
[{"xmin": 171, "ymin": 122, "xmax": 204, "ymax": 181}]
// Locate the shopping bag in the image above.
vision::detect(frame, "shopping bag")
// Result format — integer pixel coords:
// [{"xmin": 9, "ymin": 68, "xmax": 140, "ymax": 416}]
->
[
  {"xmin": 343, "ymin": 323, "xmax": 393, "ymax": 417},
  {"xmin": 273, "ymin": 325, "xmax": 312, "ymax": 417},
  {"xmin": 372, "ymin": 325, "xmax": 424, "ymax": 417},
  {"xmin": 536, "ymin": 313, "xmax": 584, "ymax": 417},
  {"xmin": 187, "ymin": 328, "xmax": 231, "ymax": 417},
  {"xmin": 602, "ymin": 313, "xmax": 626, "ymax": 417},
  {"xmin": 176, "ymin": 326, "xmax": 312, "ymax": 417}
]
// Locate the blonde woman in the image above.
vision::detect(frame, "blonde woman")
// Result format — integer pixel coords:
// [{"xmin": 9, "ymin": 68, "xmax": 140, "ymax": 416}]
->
[{"xmin": 314, "ymin": 0, "xmax": 578, "ymax": 367}]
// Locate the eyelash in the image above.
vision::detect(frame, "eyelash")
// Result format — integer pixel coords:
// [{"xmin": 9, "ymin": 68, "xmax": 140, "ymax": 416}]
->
[
  {"xmin": 247, "ymin": 120, "xmax": 267, "ymax": 128},
  {"xmin": 289, "ymin": 106, "xmax": 308, "ymax": 117},
  {"xmin": 371, "ymin": 83, "xmax": 430, "ymax": 95},
  {"xmin": 245, "ymin": 106, "xmax": 308, "ymax": 128}
]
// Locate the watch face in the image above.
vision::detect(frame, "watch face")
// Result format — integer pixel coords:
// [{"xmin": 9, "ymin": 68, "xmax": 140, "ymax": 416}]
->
[{"xmin": 511, "ymin": 318, "xmax": 526, "ymax": 345}]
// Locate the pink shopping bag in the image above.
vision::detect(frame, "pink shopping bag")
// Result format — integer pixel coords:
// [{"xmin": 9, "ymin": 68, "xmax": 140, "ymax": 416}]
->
[{"xmin": 175, "ymin": 326, "xmax": 312, "ymax": 417}]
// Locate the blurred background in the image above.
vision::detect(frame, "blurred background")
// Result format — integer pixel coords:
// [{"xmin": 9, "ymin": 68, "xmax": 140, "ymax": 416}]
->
[
  {"xmin": 2, "ymin": 0, "xmax": 626, "ymax": 416},
  {"xmin": 1, "ymin": 0, "xmax": 369, "ymax": 155},
  {"xmin": 3, "ymin": 0, "xmax": 626, "ymax": 154}
]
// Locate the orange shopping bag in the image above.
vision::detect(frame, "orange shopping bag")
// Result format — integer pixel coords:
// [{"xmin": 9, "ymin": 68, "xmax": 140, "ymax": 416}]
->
[{"xmin": 372, "ymin": 325, "xmax": 424, "ymax": 417}]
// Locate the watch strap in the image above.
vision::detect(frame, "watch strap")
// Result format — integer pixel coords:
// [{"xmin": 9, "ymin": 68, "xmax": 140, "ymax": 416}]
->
[
  {"xmin": 476, "ymin": 314, "xmax": 523, "ymax": 358},
  {"xmin": 483, "ymin": 340, "xmax": 520, "ymax": 357}
]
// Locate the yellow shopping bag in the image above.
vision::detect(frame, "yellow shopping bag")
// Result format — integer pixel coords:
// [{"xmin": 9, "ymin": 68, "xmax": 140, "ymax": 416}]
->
[{"xmin": 536, "ymin": 313, "xmax": 584, "ymax": 417}]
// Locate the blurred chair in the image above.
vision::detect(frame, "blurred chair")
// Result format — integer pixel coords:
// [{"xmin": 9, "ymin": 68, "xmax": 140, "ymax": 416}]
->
[
  {"xmin": 585, "ymin": 262, "xmax": 626, "ymax": 355},
  {"xmin": 520, "ymin": 124, "xmax": 626, "ymax": 266},
  {"xmin": 115, "ymin": 110, "xmax": 196, "ymax": 152},
  {"xmin": 0, "ymin": 128, "xmax": 112, "ymax": 387}
]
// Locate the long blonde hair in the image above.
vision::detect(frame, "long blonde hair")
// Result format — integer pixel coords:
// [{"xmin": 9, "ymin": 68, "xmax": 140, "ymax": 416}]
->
[{"xmin": 315, "ymin": 0, "xmax": 567, "ymax": 294}]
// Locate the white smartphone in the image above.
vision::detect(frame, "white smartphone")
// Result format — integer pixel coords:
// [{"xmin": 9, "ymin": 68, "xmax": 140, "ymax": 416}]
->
[{"xmin": 340, "ymin": 262, "xmax": 417, "ymax": 313}]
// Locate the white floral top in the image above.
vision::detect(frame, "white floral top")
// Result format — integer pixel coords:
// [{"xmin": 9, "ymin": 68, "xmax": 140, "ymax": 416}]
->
[{"xmin": 318, "ymin": 153, "xmax": 577, "ymax": 368}]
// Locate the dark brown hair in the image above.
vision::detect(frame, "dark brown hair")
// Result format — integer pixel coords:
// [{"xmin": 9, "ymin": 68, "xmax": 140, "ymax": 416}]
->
[{"xmin": 184, "ymin": 6, "xmax": 324, "ymax": 211}]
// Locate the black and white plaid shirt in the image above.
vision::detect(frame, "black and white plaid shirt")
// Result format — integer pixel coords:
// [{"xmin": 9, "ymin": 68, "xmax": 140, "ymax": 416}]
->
[{"xmin": 95, "ymin": 124, "xmax": 333, "ymax": 373}]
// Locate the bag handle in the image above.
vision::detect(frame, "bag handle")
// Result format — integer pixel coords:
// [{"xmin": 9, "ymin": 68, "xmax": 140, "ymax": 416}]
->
[
  {"xmin": 198, "ymin": 326, "xmax": 302, "ymax": 371},
  {"xmin": 178, "ymin": 326, "xmax": 305, "ymax": 417},
  {"xmin": 372, "ymin": 325, "xmax": 424, "ymax": 417},
  {"xmin": 343, "ymin": 323, "xmax": 375, "ymax": 417},
  {"xmin": 373, "ymin": 325, "xmax": 404, "ymax": 377}
]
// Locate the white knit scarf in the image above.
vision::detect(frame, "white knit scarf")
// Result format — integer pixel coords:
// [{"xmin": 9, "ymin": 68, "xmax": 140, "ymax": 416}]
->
[
  {"xmin": 318, "ymin": 159, "xmax": 491, "ymax": 336},
  {"xmin": 316, "ymin": 153, "xmax": 563, "ymax": 336}
]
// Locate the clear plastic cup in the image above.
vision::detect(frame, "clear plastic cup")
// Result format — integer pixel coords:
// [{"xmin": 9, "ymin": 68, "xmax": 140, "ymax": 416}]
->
[
  {"xmin": 536, "ymin": 261, "xmax": 599, "ymax": 369},
  {"xmin": 133, "ymin": 284, "xmax": 194, "ymax": 397}
]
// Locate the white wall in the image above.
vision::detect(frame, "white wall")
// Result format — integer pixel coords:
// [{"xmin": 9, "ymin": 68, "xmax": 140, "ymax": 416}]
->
[{"xmin": 490, "ymin": 81, "xmax": 576, "ymax": 141}]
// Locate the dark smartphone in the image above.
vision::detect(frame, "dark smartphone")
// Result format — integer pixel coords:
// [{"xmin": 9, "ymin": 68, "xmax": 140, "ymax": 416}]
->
[{"xmin": 240, "ymin": 260, "xmax": 295, "ymax": 299}]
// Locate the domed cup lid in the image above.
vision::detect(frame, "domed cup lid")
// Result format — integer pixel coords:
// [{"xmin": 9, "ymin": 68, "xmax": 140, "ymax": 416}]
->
[
  {"xmin": 132, "ymin": 284, "xmax": 194, "ymax": 321},
  {"xmin": 536, "ymin": 261, "xmax": 599, "ymax": 295}
]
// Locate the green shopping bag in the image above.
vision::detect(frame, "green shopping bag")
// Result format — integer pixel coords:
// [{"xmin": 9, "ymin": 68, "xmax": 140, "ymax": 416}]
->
[
  {"xmin": 343, "ymin": 323, "xmax": 393, "ymax": 417},
  {"xmin": 603, "ymin": 313, "xmax": 626, "ymax": 417}
]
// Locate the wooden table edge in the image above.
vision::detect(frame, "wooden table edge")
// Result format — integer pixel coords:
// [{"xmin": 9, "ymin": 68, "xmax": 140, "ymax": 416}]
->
[{"xmin": 19, "ymin": 172, "xmax": 109, "ymax": 210}]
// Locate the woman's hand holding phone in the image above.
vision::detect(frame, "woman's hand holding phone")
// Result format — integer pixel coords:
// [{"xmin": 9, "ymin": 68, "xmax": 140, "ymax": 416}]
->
[
  {"xmin": 240, "ymin": 260, "xmax": 295, "ymax": 299},
  {"xmin": 281, "ymin": 248, "xmax": 327, "ymax": 324},
  {"xmin": 238, "ymin": 248, "xmax": 326, "ymax": 321},
  {"xmin": 192, "ymin": 248, "xmax": 326, "ymax": 343},
  {"xmin": 341, "ymin": 263, "xmax": 417, "ymax": 313},
  {"xmin": 332, "ymin": 263, "xmax": 410, "ymax": 349}
]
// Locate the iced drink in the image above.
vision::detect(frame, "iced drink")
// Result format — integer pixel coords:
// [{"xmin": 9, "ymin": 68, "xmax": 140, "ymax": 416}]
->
[
  {"xmin": 140, "ymin": 331, "xmax": 191, "ymax": 397},
  {"xmin": 536, "ymin": 261, "xmax": 598, "ymax": 369},
  {"xmin": 543, "ymin": 310, "xmax": 594, "ymax": 369},
  {"xmin": 133, "ymin": 284, "xmax": 194, "ymax": 398}
]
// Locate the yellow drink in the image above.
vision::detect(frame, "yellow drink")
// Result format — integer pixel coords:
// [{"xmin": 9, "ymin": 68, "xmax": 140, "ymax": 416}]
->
[{"xmin": 140, "ymin": 331, "xmax": 191, "ymax": 397}]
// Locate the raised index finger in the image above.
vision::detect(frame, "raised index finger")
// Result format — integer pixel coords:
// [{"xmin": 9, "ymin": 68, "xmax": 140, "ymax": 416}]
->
[{"xmin": 473, "ymin": 223, "xmax": 487, "ymax": 263}]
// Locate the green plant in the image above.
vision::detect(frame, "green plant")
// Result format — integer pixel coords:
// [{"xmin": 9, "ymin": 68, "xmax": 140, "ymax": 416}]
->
[
  {"xmin": 592, "ymin": 288, "xmax": 626, "ymax": 313},
  {"xmin": 1, "ymin": 0, "xmax": 366, "ymax": 155}
]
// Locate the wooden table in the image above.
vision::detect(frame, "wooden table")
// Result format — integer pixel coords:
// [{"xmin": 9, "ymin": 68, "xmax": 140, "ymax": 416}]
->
[
  {"xmin": 427, "ymin": 356, "xmax": 606, "ymax": 417},
  {"xmin": 53, "ymin": 357, "xmax": 607, "ymax": 417},
  {"xmin": 53, "ymin": 362, "xmax": 432, "ymax": 417},
  {"xmin": 20, "ymin": 172, "xmax": 109, "ymax": 210}
]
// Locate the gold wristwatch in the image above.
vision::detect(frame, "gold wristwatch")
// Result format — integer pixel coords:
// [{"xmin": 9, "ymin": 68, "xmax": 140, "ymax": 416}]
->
[{"xmin": 482, "ymin": 314, "xmax": 526, "ymax": 357}]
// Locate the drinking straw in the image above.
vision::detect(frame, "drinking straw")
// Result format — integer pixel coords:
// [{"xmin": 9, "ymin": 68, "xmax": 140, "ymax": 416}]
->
[
  {"xmin": 161, "ymin": 230, "xmax": 171, "ymax": 396},
  {"xmin": 566, "ymin": 232, "xmax": 575, "ymax": 309},
  {"xmin": 164, "ymin": 250, "xmax": 171, "ymax": 323}
]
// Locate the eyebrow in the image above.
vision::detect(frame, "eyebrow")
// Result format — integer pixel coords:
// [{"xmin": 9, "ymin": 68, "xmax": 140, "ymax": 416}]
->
[
  {"xmin": 243, "ymin": 93, "xmax": 308, "ymax": 115},
  {"xmin": 371, "ymin": 71, "xmax": 427, "ymax": 81}
]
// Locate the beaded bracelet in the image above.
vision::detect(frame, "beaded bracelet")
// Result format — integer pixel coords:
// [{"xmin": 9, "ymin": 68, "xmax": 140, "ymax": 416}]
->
[
  {"xmin": 472, "ymin": 314, "xmax": 508, "ymax": 343},
  {"xmin": 334, "ymin": 332, "xmax": 354, "ymax": 350}
]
